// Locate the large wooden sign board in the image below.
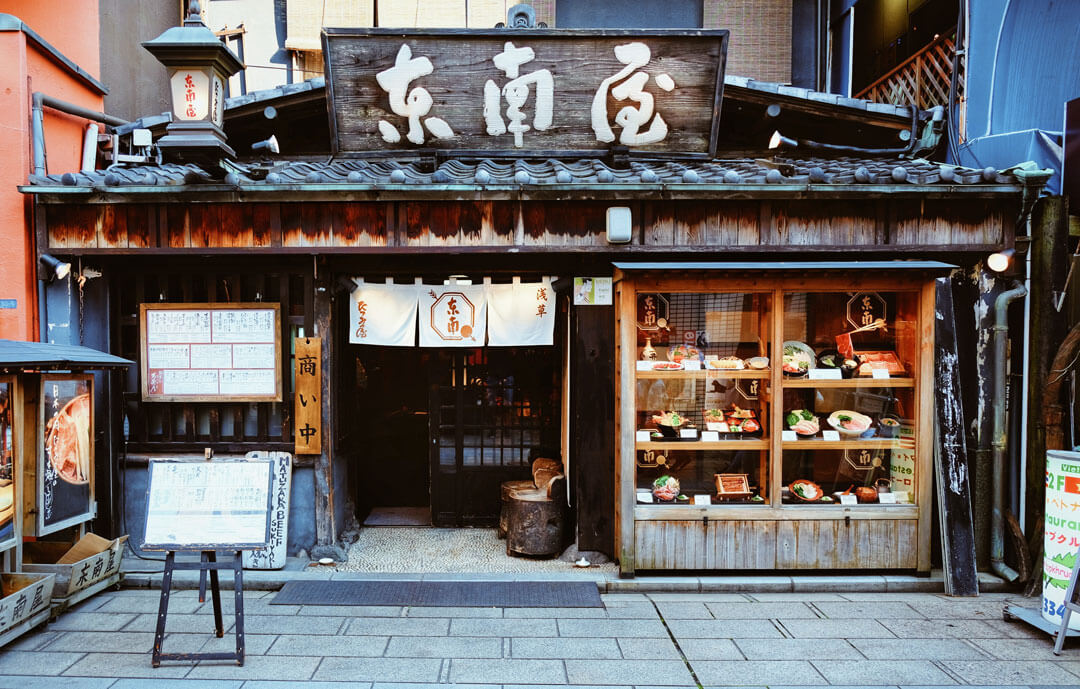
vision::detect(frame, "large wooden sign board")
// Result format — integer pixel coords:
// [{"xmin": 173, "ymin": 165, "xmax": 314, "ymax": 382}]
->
[
  {"xmin": 142, "ymin": 459, "xmax": 272, "ymax": 551},
  {"xmin": 139, "ymin": 303, "xmax": 282, "ymax": 402},
  {"xmin": 323, "ymin": 28, "xmax": 728, "ymax": 157}
]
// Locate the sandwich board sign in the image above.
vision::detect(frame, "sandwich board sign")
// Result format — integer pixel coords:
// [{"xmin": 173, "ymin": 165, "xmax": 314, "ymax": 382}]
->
[{"xmin": 142, "ymin": 458, "xmax": 272, "ymax": 552}]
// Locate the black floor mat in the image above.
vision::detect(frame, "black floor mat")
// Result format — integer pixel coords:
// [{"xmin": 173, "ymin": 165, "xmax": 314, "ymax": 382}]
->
[{"xmin": 270, "ymin": 580, "xmax": 603, "ymax": 607}]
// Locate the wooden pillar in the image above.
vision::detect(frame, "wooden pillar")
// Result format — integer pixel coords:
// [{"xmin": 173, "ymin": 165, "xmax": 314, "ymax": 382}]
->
[
  {"xmin": 1025, "ymin": 196, "xmax": 1069, "ymax": 535},
  {"xmin": 313, "ymin": 269, "xmax": 336, "ymax": 546}
]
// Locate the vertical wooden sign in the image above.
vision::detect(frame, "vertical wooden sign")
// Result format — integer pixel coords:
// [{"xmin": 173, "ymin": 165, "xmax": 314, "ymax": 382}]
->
[{"xmin": 294, "ymin": 337, "xmax": 322, "ymax": 455}]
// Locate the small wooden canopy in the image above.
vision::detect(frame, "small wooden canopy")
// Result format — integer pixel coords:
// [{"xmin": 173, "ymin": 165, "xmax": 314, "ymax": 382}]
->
[{"xmin": 0, "ymin": 340, "xmax": 132, "ymax": 372}]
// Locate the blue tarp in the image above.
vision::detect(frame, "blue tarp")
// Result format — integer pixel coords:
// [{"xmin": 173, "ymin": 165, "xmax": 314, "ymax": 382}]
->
[{"xmin": 957, "ymin": 0, "xmax": 1080, "ymax": 193}]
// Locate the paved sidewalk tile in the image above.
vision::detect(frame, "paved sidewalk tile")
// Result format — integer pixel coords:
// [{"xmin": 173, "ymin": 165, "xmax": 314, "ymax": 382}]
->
[
  {"xmin": 503, "ymin": 606, "xmax": 612, "ymax": 619},
  {"xmin": 49, "ymin": 611, "xmax": 138, "ymax": 631},
  {"xmin": 346, "ymin": 617, "xmax": 450, "ymax": 636},
  {"xmin": 97, "ymin": 595, "xmax": 204, "ymax": 614},
  {"xmin": 184, "ymin": 654, "xmax": 321, "ymax": 681},
  {"xmin": 747, "ymin": 592, "xmax": 849, "ymax": 601},
  {"xmin": 653, "ymin": 601, "xmax": 713, "ymax": 619},
  {"xmin": 297, "ymin": 604, "xmax": 403, "ymax": 617},
  {"xmin": 313, "ymin": 657, "xmax": 443, "ymax": 683},
  {"xmin": 211, "ymin": 599, "xmax": 301, "ymax": 616},
  {"xmin": 0, "ymin": 650, "xmax": 85, "ymax": 676},
  {"xmin": 971, "ymin": 638, "xmax": 1080, "ymax": 660},
  {"xmin": 733, "ymin": 638, "xmax": 862, "ymax": 660},
  {"xmin": 673, "ymin": 637, "xmax": 743, "ymax": 660},
  {"xmin": 200, "ymin": 632, "xmax": 277, "ymax": 655},
  {"xmin": 234, "ymin": 614, "xmax": 345, "ymax": 635},
  {"xmin": 266, "ymin": 633, "xmax": 388, "ymax": 656},
  {"xmin": 42, "ymin": 630, "xmax": 206, "ymax": 654},
  {"xmin": 451, "ymin": 618, "xmax": 559, "ymax": 637},
  {"xmin": 62, "ymin": 651, "xmax": 190, "ymax": 678},
  {"xmin": 780, "ymin": 618, "xmax": 896, "ymax": 638},
  {"xmin": 812, "ymin": 660, "xmax": 956, "ymax": 685},
  {"xmin": 404, "ymin": 606, "xmax": 503, "ymax": 618},
  {"xmin": 385, "ymin": 635, "xmax": 502, "ymax": 658},
  {"xmin": 980, "ymin": 618, "xmax": 1051, "ymax": 639},
  {"xmin": 0, "ymin": 678, "xmax": 116, "ymax": 689},
  {"xmin": 242, "ymin": 682, "xmax": 372, "ymax": 689},
  {"xmin": 693, "ymin": 659, "xmax": 827, "ymax": 686},
  {"xmin": 122, "ymin": 612, "xmax": 233, "ymax": 634},
  {"xmin": 2, "ymin": 629, "xmax": 60, "ymax": 651},
  {"xmin": 905, "ymin": 599, "xmax": 1016, "ymax": 619},
  {"xmin": 112, "ymin": 680, "xmax": 242, "ymax": 689},
  {"xmin": 877, "ymin": 618, "xmax": 1007, "ymax": 639},
  {"xmin": 850, "ymin": 637, "xmax": 990, "ymax": 660},
  {"xmin": 646, "ymin": 593, "xmax": 748, "ymax": 602},
  {"xmin": 617, "ymin": 637, "xmax": 683, "ymax": 660},
  {"xmin": 946, "ymin": 660, "xmax": 1080, "ymax": 685},
  {"xmin": 375, "ymin": 684, "xmax": 496, "ymax": 689},
  {"xmin": 666, "ymin": 618, "xmax": 782, "ymax": 639},
  {"xmin": 704, "ymin": 601, "xmax": 819, "ymax": 619},
  {"xmin": 813, "ymin": 601, "xmax": 925, "ymax": 619},
  {"xmin": 565, "ymin": 658, "xmax": 694, "ymax": 686},
  {"xmin": 511, "ymin": 636, "xmax": 620, "ymax": 659},
  {"xmin": 556, "ymin": 618, "xmax": 668, "ymax": 638},
  {"xmin": 451, "ymin": 658, "xmax": 566, "ymax": 684},
  {"xmin": 602, "ymin": 603, "xmax": 662, "ymax": 619}
]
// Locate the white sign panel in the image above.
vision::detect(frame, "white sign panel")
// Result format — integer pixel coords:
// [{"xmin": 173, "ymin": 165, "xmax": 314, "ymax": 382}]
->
[
  {"xmin": 143, "ymin": 460, "xmax": 272, "ymax": 550},
  {"xmin": 141, "ymin": 304, "xmax": 281, "ymax": 402}
]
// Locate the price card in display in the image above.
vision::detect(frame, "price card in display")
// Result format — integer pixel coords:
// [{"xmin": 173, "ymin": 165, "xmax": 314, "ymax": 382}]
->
[
  {"xmin": 701, "ymin": 431, "xmax": 721, "ymax": 442},
  {"xmin": 839, "ymin": 493, "xmax": 858, "ymax": 505},
  {"xmin": 679, "ymin": 428, "xmax": 698, "ymax": 439},
  {"xmin": 878, "ymin": 492, "xmax": 897, "ymax": 504},
  {"xmin": 636, "ymin": 361, "xmax": 653, "ymax": 371},
  {"xmin": 782, "ymin": 430, "xmax": 797, "ymax": 442},
  {"xmin": 637, "ymin": 492, "xmax": 654, "ymax": 504},
  {"xmin": 822, "ymin": 430, "xmax": 841, "ymax": 441},
  {"xmin": 872, "ymin": 368, "xmax": 890, "ymax": 380},
  {"xmin": 683, "ymin": 360, "xmax": 701, "ymax": 370},
  {"xmin": 893, "ymin": 491, "xmax": 909, "ymax": 504},
  {"xmin": 636, "ymin": 430, "xmax": 653, "ymax": 442},
  {"xmin": 693, "ymin": 495, "xmax": 711, "ymax": 506},
  {"xmin": 809, "ymin": 368, "xmax": 842, "ymax": 380}
]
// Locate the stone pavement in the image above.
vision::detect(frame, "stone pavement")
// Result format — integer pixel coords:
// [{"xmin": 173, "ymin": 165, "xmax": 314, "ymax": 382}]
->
[{"xmin": 0, "ymin": 588, "xmax": 1077, "ymax": 688}]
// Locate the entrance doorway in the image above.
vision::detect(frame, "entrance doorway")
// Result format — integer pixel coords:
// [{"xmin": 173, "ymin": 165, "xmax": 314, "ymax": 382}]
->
[
  {"xmin": 345, "ymin": 345, "xmax": 560, "ymax": 528},
  {"xmin": 430, "ymin": 348, "xmax": 559, "ymax": 527}
]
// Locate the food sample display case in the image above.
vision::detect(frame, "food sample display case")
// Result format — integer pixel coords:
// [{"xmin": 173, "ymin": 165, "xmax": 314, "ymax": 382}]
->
[{"xmin": 615, "ymin": 265, "xmax": 938, "ymax": 575}]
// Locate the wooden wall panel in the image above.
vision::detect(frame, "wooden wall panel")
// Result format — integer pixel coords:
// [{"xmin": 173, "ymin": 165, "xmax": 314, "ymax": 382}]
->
[
  {"xmin": 47, "ymin": 206, "xmax": 98, "ymax": 248},
  {"xmin": 705, "ymin": 519, "xmax": 777, "ymax": 569},
  {"xmin": 776, "ymin": 519, "xmax": 917, "ymax": 569},
  {"xmin": 772, "ymin": 201, "xmax": 880, "ymax": 246},
  {"xmin": 42, "ymin": 198, "xmax": 1014, "ymax": 252},
  {"xmin": 634, "ymin": 520, "xmax": 707, "ymax": 569}
]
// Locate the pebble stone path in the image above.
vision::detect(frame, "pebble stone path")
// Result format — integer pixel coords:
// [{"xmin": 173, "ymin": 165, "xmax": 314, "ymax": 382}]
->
[{"xmin": 0, "ymin": 589, "xmax": 1076, "ymax": 687}]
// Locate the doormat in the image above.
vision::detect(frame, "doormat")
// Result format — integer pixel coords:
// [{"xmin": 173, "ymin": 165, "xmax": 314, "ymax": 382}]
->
[{"xmin": 270, "ymin": 580, "xmax": 603, "ymax": 607}]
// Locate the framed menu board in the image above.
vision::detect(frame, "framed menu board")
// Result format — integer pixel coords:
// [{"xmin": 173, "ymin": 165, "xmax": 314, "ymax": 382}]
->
[
  {"xmin": 142, "ymin": 458, "xmax": 272, "ymax": 551},
  {"xmin": 139, "ymin": 303, "xmax": 282, "ymax": 402},
  {"xmin": 39, "ymin": 374, "xmax": 94, "ymax": 535}
]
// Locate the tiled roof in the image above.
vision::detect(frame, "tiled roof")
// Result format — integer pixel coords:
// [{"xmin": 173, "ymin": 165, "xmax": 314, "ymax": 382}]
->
[
  {"xmin": 723, "ymin": 76, "xmax": 911, "ymax": 119},
  {"xmin": 27, "ymin": 155, "xmax": 1016, "ymax": 189}
]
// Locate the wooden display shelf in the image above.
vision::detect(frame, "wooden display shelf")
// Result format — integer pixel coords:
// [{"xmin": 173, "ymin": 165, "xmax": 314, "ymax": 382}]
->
[
  {"xmin": 635, "ymin": 368, "xmax": 770, "ymax": 380},
  {"xmin": 781, "ymin": 438, "xmax": 905, "ymax": 450},
  {"xmin": 637, "ymin": 439, "xmax": 769, "ymax": 450},
  {"xmin": 782, "ymin": 377, "xmax": 915, "ymax": 388}
]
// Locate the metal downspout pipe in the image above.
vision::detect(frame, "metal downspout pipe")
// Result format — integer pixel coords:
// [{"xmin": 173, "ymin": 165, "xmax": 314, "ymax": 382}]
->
[
  {"xmin": 992, "ymin": 280, "xmax": 1026, "ymax": 582},
  {"xmin": 31, "ymin": 92, "xmax": 127, "ymax": 176}
]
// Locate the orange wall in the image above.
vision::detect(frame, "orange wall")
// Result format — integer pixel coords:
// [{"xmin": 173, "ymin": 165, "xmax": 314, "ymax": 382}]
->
[{"xmin": 0, "ymin": 2, "xmax": 102, "ymax": 342}]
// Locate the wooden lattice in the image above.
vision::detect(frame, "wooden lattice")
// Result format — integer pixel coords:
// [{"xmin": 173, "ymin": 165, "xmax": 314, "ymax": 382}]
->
[{"xmin": 856, "ymin": 32, "xmax": 962, "ymax": 111}]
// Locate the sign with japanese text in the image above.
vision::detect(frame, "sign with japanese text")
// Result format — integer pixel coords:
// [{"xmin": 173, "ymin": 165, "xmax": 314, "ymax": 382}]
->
[
  {"xmin": 0, "ymin": 573, "xmax": 52, "ymax": 634},
  {"xmin": 142, "ymin": 459, "xmax": 272, "ymax": 551},
  {"xmin": 419, "ymin": 284, "xmax": 487, "ymax": 347},
  {"xmin": 37, "ymin": 374, "xmax": 94, "ymax": 536},
  {"xmin": 294, "ymin": 338, "xmax": 322, "ymax": 455},
  {"xmin": 349, "ymin": 281, "xmax": 420, "ymax": 347},
  {"xmin": 323, "ymin": 29, "xmax": 728, "ymax": 155},
  {"xmin": 487, "ymin": 279, "xmax": 554, "ymax": 346},
  {"xmin": 139, "ymin": 303, "xmax": 282, "ymax": 402}
]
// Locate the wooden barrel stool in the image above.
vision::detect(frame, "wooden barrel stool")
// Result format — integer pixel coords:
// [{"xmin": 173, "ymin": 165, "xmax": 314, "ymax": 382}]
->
[
  {"xmin": 505, "ymin": 480, "xmax": 566, "ymax": 557},
  {"xmin": 498, "ymin": 480, "xmax": 535, "ymax": 539}
]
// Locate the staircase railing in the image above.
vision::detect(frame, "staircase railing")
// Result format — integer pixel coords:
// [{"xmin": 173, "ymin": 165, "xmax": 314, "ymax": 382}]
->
[{"xmin": 855, "ymin": 30, "xmax": 960, "ymax": 110}]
